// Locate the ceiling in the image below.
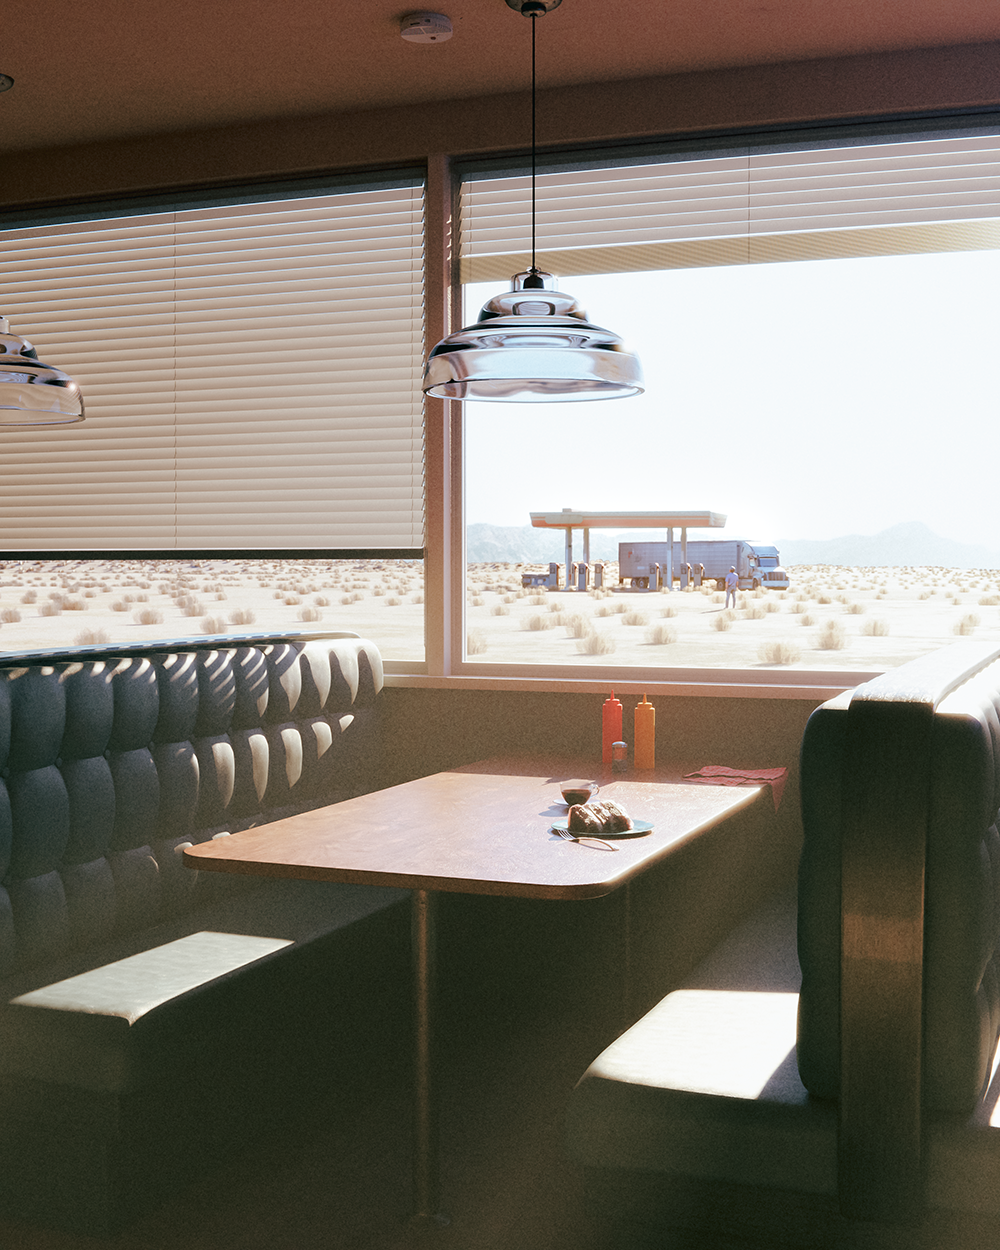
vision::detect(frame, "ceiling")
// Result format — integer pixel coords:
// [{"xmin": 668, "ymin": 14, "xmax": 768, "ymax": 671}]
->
[{"xmin": 1, "ymin": 0, "xmax": 999, "ymax": 153}]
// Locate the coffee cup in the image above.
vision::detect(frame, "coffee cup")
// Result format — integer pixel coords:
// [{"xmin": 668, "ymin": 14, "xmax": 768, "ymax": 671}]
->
[{"xmin": 561, "ymin": 782, "xmax": 599, "ymax": 805}]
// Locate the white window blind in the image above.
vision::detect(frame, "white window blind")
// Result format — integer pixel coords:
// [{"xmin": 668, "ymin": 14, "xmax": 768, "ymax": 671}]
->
[
  {"xmin": 461, "ymin": 132, "xmax": 1000, "ymax": 282},
  {"xmin": 0, "ymin": 179, "xmax": 425, "ymax": 552}
]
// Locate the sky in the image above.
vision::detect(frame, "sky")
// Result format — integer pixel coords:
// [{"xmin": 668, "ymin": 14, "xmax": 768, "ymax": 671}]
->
[{"xmin": 464, "ymin": 249, "xmax": 1000, "ymax": 546}]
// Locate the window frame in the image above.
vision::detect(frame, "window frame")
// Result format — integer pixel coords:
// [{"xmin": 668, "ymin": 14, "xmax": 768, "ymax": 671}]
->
[{"xmin": 418, "ymin": 112, "xmax": 1000, "ymax": 699}]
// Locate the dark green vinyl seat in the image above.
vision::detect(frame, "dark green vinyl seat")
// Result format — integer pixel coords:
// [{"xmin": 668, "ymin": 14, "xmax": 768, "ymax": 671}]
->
[
  {"xmin": 0, "ymin": 636, "xmax": 408, "ymax": 1234},
  {"xmin": 568, "ymin": 642, "xmax": 1000, "ymax": 1248}
]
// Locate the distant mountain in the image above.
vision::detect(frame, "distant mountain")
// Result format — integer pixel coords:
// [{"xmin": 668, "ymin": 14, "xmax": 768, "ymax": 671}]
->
[
  {"xmin": 777, "ymin": 522, "xmax": 1000, "ymax": 570},
  {"xmin": 467, "ymin": 520, "xmax": 1000, "ymax": 569}
]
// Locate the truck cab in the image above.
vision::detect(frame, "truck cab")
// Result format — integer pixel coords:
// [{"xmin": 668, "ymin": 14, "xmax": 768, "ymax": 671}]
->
[{"xmin": 748, "ymin": 544, "xmax": 790, "ymax": 590}]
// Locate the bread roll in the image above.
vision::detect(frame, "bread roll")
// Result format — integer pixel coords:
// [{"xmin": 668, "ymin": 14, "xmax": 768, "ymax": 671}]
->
[{"xmin": 567, "ymin": 800, "xmax": 632, "ymax": 834}]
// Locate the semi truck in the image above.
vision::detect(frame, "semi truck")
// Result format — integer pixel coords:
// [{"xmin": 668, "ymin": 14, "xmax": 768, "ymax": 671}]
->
[{"xmin": 617, "ymin": 539, "xmax": 789, "ymax": 591}]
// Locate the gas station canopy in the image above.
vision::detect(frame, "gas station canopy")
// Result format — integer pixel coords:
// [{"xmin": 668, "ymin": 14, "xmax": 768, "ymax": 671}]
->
[
  {"xmin": 530, "ymin": 510, "xmax": 727, "ymax": 530},
  {"xmin": 528, "ymin": 510, "xmax": 727, "ymax": 588}
]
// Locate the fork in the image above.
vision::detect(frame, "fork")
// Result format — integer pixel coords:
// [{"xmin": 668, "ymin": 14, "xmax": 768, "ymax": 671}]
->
[{"xmin": 550, "ymin": 826, "xmax": 618, "ymax": 852}]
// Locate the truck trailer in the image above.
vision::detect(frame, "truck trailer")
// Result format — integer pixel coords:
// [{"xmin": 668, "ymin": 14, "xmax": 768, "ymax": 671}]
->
[{"xmin": 617, "ymin": 539, "xmax": 789, "ymax": 591}]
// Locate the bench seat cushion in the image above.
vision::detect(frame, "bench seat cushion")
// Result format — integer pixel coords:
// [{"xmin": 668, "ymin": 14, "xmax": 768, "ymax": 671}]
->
[
  {"xmin": 0, "ymin": 878, "xmax": 407, "ymax": 1093},
  {"xmin": 568, "ymin": 889, "xmax": 1000, "ymax": 1217}
]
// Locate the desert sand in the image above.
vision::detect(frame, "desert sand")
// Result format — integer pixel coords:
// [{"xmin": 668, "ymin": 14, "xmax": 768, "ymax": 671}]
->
[{"xmin": 1, "ymin": 558, "xmax": 999, "ymax": 671}]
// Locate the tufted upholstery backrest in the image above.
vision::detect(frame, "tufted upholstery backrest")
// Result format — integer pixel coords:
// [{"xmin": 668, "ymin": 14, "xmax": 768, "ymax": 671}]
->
[
  {"xmin": 0, "ymin": 637, "xmax": 382, "ymax": 976},
  {"xmin": 798, "ymin": 641, "xmax": 1000, "ymax": 1116}
]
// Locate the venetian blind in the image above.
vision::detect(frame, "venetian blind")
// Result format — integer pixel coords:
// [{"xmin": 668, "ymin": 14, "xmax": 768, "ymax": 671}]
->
[
  {"xmin": 461, "ymin": 132, "xmax": 1000, "ymax": 282},
  {"xmin": 0, "ymin": 179, "xmax": 425, "ymax": 552}
]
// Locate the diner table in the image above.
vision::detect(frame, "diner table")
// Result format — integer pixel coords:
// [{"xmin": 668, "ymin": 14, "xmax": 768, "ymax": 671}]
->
[{"xmin": 182, "ymin": 755, "xmax": 764, "ymax": 1227}]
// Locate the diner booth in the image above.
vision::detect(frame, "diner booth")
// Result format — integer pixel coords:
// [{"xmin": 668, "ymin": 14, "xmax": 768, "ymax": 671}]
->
[{"xmin": 2, "ymin": 16, "xmax": 1000, "ymax": 1250}]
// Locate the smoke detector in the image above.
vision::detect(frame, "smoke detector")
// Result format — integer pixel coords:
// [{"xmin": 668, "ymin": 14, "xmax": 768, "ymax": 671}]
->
[{"xmin": 400, "ymin": 12, "xmax": 453, "ymax": 43}]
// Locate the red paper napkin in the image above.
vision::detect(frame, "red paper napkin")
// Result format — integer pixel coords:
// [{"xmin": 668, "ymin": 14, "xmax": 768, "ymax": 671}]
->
[{"xmin": 683, "ymin": 765, "xmax": 788, "ymax": 811}]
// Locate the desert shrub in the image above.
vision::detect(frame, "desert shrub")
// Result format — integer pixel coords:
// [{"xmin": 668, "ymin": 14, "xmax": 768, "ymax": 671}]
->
[
  {"xmin": 200, "ymin": 616, "xmax": 228, "ymax": 634},
  {"xmin": 645, "ymin": 622, "xmax": 677, "ymax": 645},
  {"xmin": 862, "ymin": 618, "xmax": 890, "ymax": 636},
  {"xmin": 298, "ymin": 606, "xmax": 323, "ymax": 622},
  {"xmin": 385, "ymin": 596, "xmax": 402, "ymax": 606},
  {"xmin": 610, "ymin": 601, "xmax": 628, "ymax": 615},
  {"xmin": 491, "ymin": 603, "xmax": 510, "ymax": 616},
  {"xmin": 133, "ymin": 607, "xmax": 164, "ymax": 625},
  {"xmin": 954, "ymin": 613, "xmax": 981, "ymax": 636},
  {"xmin": 577, "ymin": 631, "xmax": 616, "ymax": 655},
  {"xmin": 816, "ymin": 594, "xmax": 832, "ymax": 605},
  {"xmin": 467, "ymin": 629, "xmax": 488, "ymax": 655},
  {"xmin": 412, "ymin": 593, "xmax": 424, "ymax": 604},
  {"xmin": 525, "ymin": 613, "xmax": 553, "ymax": 631},
  {"xmin": 621, "ymin": 609, "xmax": 650, "ymax": 626},
  {"xmin": 846, "ymin": 602, "xmax": 866, "ymax": 614},
  {"xmin": 791, "ymin": 601, "xmax": 806, "ymax": 614},
  {"xmin": 182, "ymin": 601, "xmax": 205, "ymax": 617},
  {"xmin": 758, "ymin": 641, "xmax": 802, "ymax": 665},
  {"xmin": 712, "ymin": 611, "xmax": 735, "ymax": 632},
  {"xmin": 593, "ymin": 605, "xmax": 612, "ymax": 617},
  {"xmin": 340, "ymin": 594, "xmax": 353, "ymax": 605},
  {"xmin": 816, "ymin": 620, "xmax": 847, "ymax": 650},
  {"xmin": 799, "ymin": 613, "xmax": 816, "ymax": 627},
  {"xmin": 563, "ymin": 614, "xmax": 591, "ymax": 638},
  {"xmin": 229, "ymin": 608, "xmax": 257, "ymax": 625},
  {"xmin": 764, "ymin": 600, "xmax": 780, "ymax": 612},
  {"xmin": 470, "ymin": 596, "xmax": 485, "ymax": 607},
  {"xmin": 529, "ymin": 594, "xmax": 548, "ymax": 606},
  {"xmin": 979, "ymin": 594, "xmax": 1000, "ymax": 606},
  {"xmin": 74, "ymin": 628, "xmax": 111, "ymax": 645},
  {"xmin": 743, "ymin": 604, "xmax": 766, "ymax": 620},
  {"xmin": 351, "ymin": 591, "xmax": 365, "ymax": 602},
  {"xmin": 502, "ymin": 593, "xmax": 517, "ymax": 604},
  {"xmin": 38, "ymin": 601, "xmax": 62, "ymax": 617},
  {"xmin": 314, "ymin": 595, "xmax": 330, "ymax": 607},
  {"xmin": 0, "ymin": 607, "xmax": 21, "ymax": 623},
  {"xmin": 61, "ymin": 596, "xmax": 87, "ymax": 611},
  {"xmin": 371, "ymin": 586, "xmax": 386, "ymax": 597},
  {"xmin": 20, "ymin": 589, "xmax": 37, "ymax": 603},
  {"xmin": 660, "ymin": 604, "xmax": 678, "ymax": 618},
  {"xmin": 283, "ymin": 594, "xmax": 302, "ymax": 605}
]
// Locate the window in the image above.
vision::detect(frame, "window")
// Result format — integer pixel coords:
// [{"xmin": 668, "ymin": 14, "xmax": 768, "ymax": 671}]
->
[
  {"xmin": 458, "ymin": 125, "xmax": 1000, "ymax": 681},
  {"xmin": 0, "ymin": 174, "xmax": 426, "ymax": 661}
]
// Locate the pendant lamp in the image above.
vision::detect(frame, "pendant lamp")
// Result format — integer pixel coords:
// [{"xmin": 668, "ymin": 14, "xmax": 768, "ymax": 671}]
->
[
  {"xmin": 0, "ymin": 315, "xmax": 85, "ymax": 427},
  {"xmin": 422, "ymin": 0, "xmax": 643, "ymax": 402}
]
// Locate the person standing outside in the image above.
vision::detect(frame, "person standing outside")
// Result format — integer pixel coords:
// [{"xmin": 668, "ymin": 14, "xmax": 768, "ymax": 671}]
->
[{"xmin": 725, "ymin": 565, "xmax": 739, "ymax": 609}]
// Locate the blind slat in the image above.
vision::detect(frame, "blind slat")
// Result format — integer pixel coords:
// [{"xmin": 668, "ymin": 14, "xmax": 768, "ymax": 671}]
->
[{"xmin": 0, "ymin": 180, "xmax": 426, "ymax": 552}]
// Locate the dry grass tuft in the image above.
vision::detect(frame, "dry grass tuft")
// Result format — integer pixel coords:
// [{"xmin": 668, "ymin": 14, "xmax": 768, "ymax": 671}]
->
[
  {"xmin": 712, "ymin": 611, "xmax": 735, "ymax": 632},
  {"xmin": 467, "ymin": 629, "xmax": 488, "ymax": 655},
  {"xmin": 758, "ymin": 641, "xmax": 802, "ymax": 665},
  {"xmin": 524, "ymin": 614, "xmax": 553, "ymax": 631},
  {"xmin": 645, "ymin": 622, "xmax": 678, "ymax": 646},
  {"xmin": 133, "ymin": 607, "xmax": 164, "ymax": 625},
  {"xmin": 577, "ymin": 631, "xmax": 616, "ymax": 655},
  {"xmin": 200, "ymin": 616, "xmax": 228, "ymax": 634},
  {"xmin": 621, "ymin": 609, "xmax": 650, "ymax": 626},
  {"xmin": 816, "ymin": 620, "xmax": 847, "ymax": 650},
  {"xmin": 298, "ymin": 606, "xmax": 323, "ymax": 622},
  {"xmin": 229, "ymin": 608, "xmax": 257, "ymax": 625},
  {"xmin": 862, "ymin": 618, "xmax": 890, "ymax": 636},
  {"xmin": 74, "ymin": 628, "xmax": 111, "ymax": 646},
  {"xmin": 954, "ymin": 613, "xmax": 981, "ymax": 635}
]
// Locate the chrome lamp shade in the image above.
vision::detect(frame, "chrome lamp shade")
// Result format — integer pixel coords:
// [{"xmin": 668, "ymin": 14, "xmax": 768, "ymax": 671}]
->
[
  {"xmin": 423, "ymin": 270, "xmax": 644, "ymax": 402},
  {"xmin": 0, "ymin": 315, "xmax": 84, "ymax": 427}
]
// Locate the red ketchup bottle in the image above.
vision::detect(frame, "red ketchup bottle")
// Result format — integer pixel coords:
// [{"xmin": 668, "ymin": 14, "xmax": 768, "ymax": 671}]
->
[{"xmin": 602, "ymin": 691, "xmax": 623, "ymax": 766}]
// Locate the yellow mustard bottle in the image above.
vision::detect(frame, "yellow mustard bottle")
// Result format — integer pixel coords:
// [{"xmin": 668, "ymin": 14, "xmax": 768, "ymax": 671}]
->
[{"xmin": 634, "ymin": 693, "xmax": 655, "ymax": 770}]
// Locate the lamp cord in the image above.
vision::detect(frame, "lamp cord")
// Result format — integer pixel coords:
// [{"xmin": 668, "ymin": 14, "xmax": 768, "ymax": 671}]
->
[{"xmin": 531, "ymin": 8, "xmax": 537, "ymax": 274}]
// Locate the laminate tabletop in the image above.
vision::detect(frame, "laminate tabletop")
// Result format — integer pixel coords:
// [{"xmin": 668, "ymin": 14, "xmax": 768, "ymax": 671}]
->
[{"xmin": 182, "ymin": 756, "xmax": 764, "ymax": 900}]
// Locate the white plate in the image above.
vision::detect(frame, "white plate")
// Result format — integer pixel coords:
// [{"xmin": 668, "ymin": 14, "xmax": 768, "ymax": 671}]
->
[{"xmin": 550, "ymin": 818, "xmax": 653, "ymax": 839}]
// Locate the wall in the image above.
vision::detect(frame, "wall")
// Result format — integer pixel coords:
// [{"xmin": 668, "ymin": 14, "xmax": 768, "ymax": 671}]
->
[{"xmin": 1, "ymin": 41, "xmax": 999, "ymax": 207}]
